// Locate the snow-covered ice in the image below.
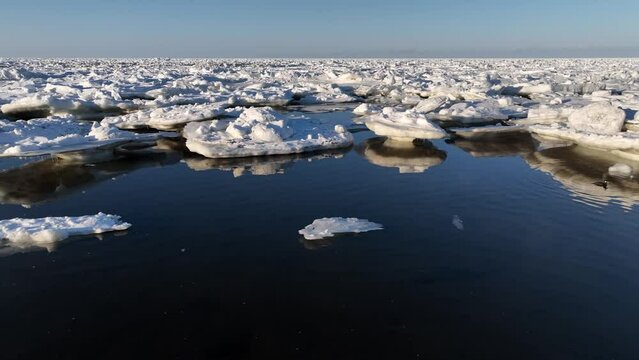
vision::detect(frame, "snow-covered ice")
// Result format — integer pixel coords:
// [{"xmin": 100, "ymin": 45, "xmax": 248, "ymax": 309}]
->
[
  {"xmin": 102, "ymin": 102, "xmax": 227, "ymax": 130},
  {"xmin": 0, "ymin": 213, "xmax": 131, "ymax": 252},
  {"xmin": 0, "ymin": 116, "xmax": 168, "ymax": 157},
  {"xmin": 363, "ymin": 108, "xmax": 447, "ymax": 141},
  {"xmin": 298, "ymin": 217, "xmax": 383, "ymax": 240},
  {"xmin": 183, "ymin": 107, "xmax": 353, "ymax": 158}
]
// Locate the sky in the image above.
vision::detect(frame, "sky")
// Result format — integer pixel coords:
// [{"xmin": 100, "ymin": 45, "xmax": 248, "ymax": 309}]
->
[{"xmin": 2, "ymin": 0, "xmax": 639, "ymax": 58}]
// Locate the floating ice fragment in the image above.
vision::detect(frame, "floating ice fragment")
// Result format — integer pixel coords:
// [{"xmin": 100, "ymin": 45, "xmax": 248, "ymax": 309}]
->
[
  {"xmin": 102, "ymin": 102, "xmax": 227, "ymax": 130},
  {"xmin": 298, "ymin": 217, "xmax": 383, "ymax": 240},
  {"xmin": 183, "ymin": 107, "xmax": 353, "ymax": 158},
  {"xmin": 0, "ymin": 213, "xmax": 131, "ymax": 252},
  {"xmin": 0, "ymin": 116, "xmax": 168, "ymax": 157},
  {"xmin": 363, "ymin": 108, "xmax": 447, "ymax": 141},
  {"xmin": 452, "ymin": 215, "xmax": 464, "ymax": 231}
]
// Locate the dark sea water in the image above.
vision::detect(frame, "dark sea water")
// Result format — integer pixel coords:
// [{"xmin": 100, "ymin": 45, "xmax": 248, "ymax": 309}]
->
[{"xmin": 1, "ymin": 110, "xmax": 639, "ymax": 359}]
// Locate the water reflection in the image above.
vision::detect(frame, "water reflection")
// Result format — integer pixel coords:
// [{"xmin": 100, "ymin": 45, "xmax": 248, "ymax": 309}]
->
[
  {"xmin": 523, "ymin": 147, "xmax": 639, "ymax": 210},
  {"xmin": 451, "ymin": 133, "xmax": 536, "ymax": 158},
  {"xmin": 0, "ymin": 139, "xmax": 183, "ymax": 207},
  {"xmin": 0, "ymin": 231, "xmax": 129, "ymax": 257},
  {"xmin": 184, "ymin": 149, "xmax": 348, "ymax": 177},
  {"xmin": 356, "ymin": 137, "xmax": 447, "ymax": 173}
]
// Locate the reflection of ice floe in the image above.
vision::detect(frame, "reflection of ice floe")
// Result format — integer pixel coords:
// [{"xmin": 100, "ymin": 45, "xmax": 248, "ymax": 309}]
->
[
  {"xmin": 0, "ymin": 213, "xmax": 130, "ymax": 256},
  {"xmin": 356, "ymin": 137, "xmax": 447, "ymax": 173},
  {"xmin": 449, "ymin": 124, "xmax": 529, "ymax": 139},
  {"xmin": 0, "ymin": 116, "xmax": 170, "ymax": 157},
  {"xmin": 183, "ymin": 107, "xmax": 353, "ymax": 158},
  {"xmin": 184, "ymin": 149, "xmax": 347, "ymax": 177},
  {"xmin": 298, "ymin": 217, "xmax": 383, "ymax": 240},
  {"xmin": 523, "ymin": 146, "xmax": 639, "ymax": 210},
  {"xmin": 102, "ymin": 102, "xmax": 227, "ymax": 130},
  {"xmin": 451, "ymin": 131, "xmax": 536, "ymax": 158},
  {"xmin": 0, "ymin": 139, "xmax": 183, "ymax": 206},
  {"xmin": 363, "ymin": 108, "xmax": 447, "ymax": 141}
]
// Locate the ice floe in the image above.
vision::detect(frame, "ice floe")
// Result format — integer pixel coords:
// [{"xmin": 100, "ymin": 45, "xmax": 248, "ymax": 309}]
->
[
  {"xmin": 0, "ymin": 213, "xmax": 131, "ymax": 253},
  {"xmin": 183, "ymin": 107, "xmax": 353, "ymax": 158},
  {"xmin": 298, "ymin": 217, "xmax": 383, "ymax": 240},
  {"xmin": 102, "ymin": 102, "xmax": 227, "ymax": 130},
  {"xmin": 363, "ymin": 108, "xmax": 447, "ymax": 141},
  {"xmin": 0, "ymin": 116, "xmax": 168, "ymax": 157}
]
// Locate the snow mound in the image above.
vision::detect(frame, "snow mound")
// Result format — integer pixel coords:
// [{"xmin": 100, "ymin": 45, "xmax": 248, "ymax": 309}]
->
[
  {"xmin": 364, "ymin": 107, "xmax": 447, "ymax": 141},
  {"xmin": 0, "ymin": 116, "xmax": 164, "ymax": 157},
  {"xmin": 102, "ymin": 102, "xmax": 227, "ymax": 130},
  {"xmin": 0, "ymin": 213, "xmax": 131, "ymax": 250},
  {"xmin": 567, "ymin": 103, "xmax": 626, "ymax": 135},
  {"xmin": 183, "ymin": 107, "xmax": 353, "ymax": 158},
  {"xmin": 298, "ymin": 217, "xmax": 383, "ymax": 240}
]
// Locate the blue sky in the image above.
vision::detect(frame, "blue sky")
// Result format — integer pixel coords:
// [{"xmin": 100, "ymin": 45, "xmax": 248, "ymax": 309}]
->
[{"xmin": 3, "ymin": 0, "xmax": 639, "ymax": 57}]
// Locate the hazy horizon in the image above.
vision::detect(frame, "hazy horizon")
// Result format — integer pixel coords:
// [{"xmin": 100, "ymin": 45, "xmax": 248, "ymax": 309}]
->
[{"xmin": 3, "ymin": 0, "xmax": 639, "ymax": 58}]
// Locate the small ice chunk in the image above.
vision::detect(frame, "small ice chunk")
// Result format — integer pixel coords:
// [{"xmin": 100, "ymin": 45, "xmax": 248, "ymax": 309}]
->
[
  {"xmin": 568, "ymin": 103, "xmax": 626, "ymax": 135},
  {"xmin": 298, "ymin": 217, "xmax": 383, "ymax": 240},
  {"xmin": 452, "ymin": 215, "xmax": 464, "ymax": 231},
  {"xmin": 608, "ymin": 163, "xmax": 634, "ymax": 178},
  {"xmin": 0, "ymin": 213, "xmax": 131, "ymax": 250}
]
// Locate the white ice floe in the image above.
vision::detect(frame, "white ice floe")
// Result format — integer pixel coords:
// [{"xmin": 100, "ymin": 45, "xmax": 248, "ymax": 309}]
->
[
  {"xmin": 0, "ymin": 116, "xmax": 166, "ymax": 157},
  {"xmin": 363, "ymin": 107, "xmax": 447, "ymax": 141},
  {"xmin": 432, "ymin": 99, "xmax": 526, "ymax": 124},
  {"xmin": 102, "ymin": 102, "xmax": 227, "ymax": 130},
  {"xmin": 0, "ymin": 213, "xmax": 131, "ymax": 252},
  {"xmin": 528, "ymin": 103, "xmax": 639, "ymax": 156},
  {"xmin": 298, "ymin": 217, "xmax": 383, "ymax": 240},
  {"xmin": 567, "ymin": 103, "xmax": 626, "ymax": 135},
  {"xmin": 608, "ymin": 163, "xmax": 634, "ymax": 178},
  {"xmin": 183, "ymin": 107, "xmax": 353, "ymax": 158},
  {"xmin": 413, "ymin": 96, "xmax": 448, "ymax": 114},
  {"xmin": 353, "ymin": 103, "xmax": 382, "ymax": 116},
  {"xmin": 530, "ymin": 125, "xmax": 639, "ymax": 158}
]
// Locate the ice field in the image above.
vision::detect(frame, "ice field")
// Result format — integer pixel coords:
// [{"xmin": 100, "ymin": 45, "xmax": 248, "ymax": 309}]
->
[{"xmin": 2, "ymin": 58, "xmax": 639, "ymax": 359}]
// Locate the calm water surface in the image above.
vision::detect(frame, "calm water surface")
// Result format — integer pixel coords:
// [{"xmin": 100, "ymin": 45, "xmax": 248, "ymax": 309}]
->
[{"xmin": 1, "ymin": 110, "xmax": 639, "ymax": 359}]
